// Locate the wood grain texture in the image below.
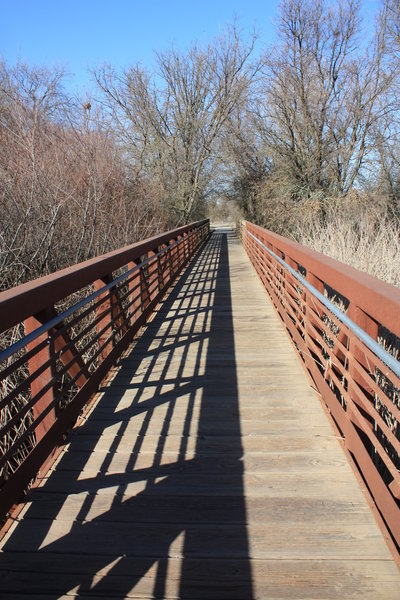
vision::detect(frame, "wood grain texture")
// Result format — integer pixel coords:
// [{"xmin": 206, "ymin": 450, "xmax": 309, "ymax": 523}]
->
[{"xmin": 1, "ymin": 227, "xmax": 399, "ymax": 598}]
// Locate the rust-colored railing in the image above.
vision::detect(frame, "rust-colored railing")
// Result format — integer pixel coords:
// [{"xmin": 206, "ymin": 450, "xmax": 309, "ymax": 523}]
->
[
  {"xmin": 0, "ymin": 219, "xmax": 209, "ymax": 524},
  {"xmin": 241, "ymin": 220, "xmax": 400, "ymax": 550}
]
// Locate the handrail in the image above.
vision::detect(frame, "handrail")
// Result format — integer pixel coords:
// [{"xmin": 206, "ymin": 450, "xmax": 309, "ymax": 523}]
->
[
  {"xmin": 242, "ymin": 222, "xmax": 400, "ymax": 336},
  {"xmin": 0, "ymin": 235, "xmax": 188, "ymax": 365},
  {"xmin": 241, "ymin": 220, "xmax": 400, "ymax": 551},
  {"xmin": 0, "ymin": 220, "xmax": 209, "ymax": 334},
  {"xmin": 245, "ymin": 229, "xmax": 400, "ymax": 378},
  {"xmin": 0, "ymin": 219, "xmax": 210, "ymax": 525}
]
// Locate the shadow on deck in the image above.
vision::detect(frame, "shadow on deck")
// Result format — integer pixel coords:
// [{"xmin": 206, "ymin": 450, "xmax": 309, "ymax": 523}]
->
[{"xmin": 1, "ymin": 231, "xmax": 254, "ymax": 599}]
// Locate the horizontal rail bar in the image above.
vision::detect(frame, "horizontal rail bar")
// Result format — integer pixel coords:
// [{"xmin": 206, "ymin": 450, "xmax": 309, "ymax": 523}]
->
[
  {"xmin": 0, "ymin": 220, "xmax": 209, "ymax": 334},
  {"xmin": 0, "ymin": 234, "xmax": 188, "ymax": 365}
]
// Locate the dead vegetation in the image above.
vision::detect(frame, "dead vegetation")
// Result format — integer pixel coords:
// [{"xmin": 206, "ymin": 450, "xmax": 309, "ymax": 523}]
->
[{"xmin": 293, "ymin": 198, "xmax": 400, "ymax": 287}]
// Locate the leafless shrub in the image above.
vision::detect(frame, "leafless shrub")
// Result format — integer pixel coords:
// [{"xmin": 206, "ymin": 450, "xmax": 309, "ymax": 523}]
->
[
  {"xmin": 0, "ymin": 61, "xmax": 164, "ymax": 292},
  {"xmin": 0, "ymin": 61, "xmax": 164, "ymax": 482}
]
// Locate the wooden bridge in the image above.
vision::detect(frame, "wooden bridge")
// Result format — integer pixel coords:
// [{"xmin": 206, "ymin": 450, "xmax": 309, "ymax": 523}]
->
[{"xmin": 0, "ymin": 220, "xmax": 400, "ymax": 598}]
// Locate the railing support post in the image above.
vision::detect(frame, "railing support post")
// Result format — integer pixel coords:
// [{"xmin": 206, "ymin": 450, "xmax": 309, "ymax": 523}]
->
[
  {"xmin": 149, "ymin": 248, "xmax": 160, "ymax": 303},
  {"xmin": 93, "ymin": 274, "xmax": 128, "ymax": 361},
  {"xmin": 127, "ymin": 259, "xmax": 143, "ymax": 325},
  {"xmin": 25, "ymin": 311, "xmax": 57, "ymax": 443}
]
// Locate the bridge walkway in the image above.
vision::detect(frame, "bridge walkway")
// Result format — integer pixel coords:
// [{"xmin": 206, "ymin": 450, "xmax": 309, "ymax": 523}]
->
[{"xmin": 0, "ymin": 228, "xmax": 399, "ymax": 598}]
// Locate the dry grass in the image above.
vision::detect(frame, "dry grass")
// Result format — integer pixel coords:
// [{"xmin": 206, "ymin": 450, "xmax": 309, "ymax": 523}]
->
[{"xmin": 293, "ymin": 206, "xmax": 400, "ymax": 288}]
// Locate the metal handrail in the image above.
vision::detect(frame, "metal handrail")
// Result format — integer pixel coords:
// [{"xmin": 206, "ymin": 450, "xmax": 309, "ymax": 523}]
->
[
  {"xmin": 0, "ymin": 234, "xmax": 189, "ymax": 365},
  {"xmin": 245, "ymin": 227, "xmax": 400, "ymax": 378}
]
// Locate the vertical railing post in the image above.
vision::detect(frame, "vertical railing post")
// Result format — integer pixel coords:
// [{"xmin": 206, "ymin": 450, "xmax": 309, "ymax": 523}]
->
[
  {"xmin": 157, "ymin": 245, "xmax": 165, "ymax": 292},
  {"xmin": 189, "ymin": 228, "xmax": 195, "ymax": 255},
  {"xmin": 127, "ymin": 258, "xmax": 143, "ymax": 325},
  {"xmin": 284, "ymin": 255, "xmax": 299, "ymax": 318},
  {"xmin": 182, "ymin": 232, "xmax": 188, "ymax": 262},
  {"xmin": 180, "ymin": 232, "xmax": 187, "ymax": 262},
  {"xmin": 305, "ymin": 272, "xmax": 325, "ymax": 355},
  {"xmin": 25, "ymin": 310, "xmax": 57, "ymax": 443},
  {"xmin": 147, "ymin": 249, "xmax": 158, "ymax": 303},
  {"xmin": 93, "ymin": 274, "xmax": 128, "ymax": 360},
  {"xmin": 139, "ymin": 255, "xmax": 150, "ymax": 312},
  {"xmin": 176, "ymin": 235, "xmax": 183, "ymax": 270},
  {"xmin": 93, "ymin": 276, "xmax": 114, "ymax": 361},
  {"xmin": 349, "ymin": 307, "xmax": 379, "ymax": 383},
  {"xmin": 161, "ymin": 242, "xmax": 171, "ymax": 286},
  {"xmin": 347, "ymin": 306, "xmax": 380, "ymax": 451},
  {"xmin": 173, "ymin": 237, "xmax": 178, "ymax": 274},
  {"xmin": 169, "ymin": 238, "xmax": 177, "ymax": 279}
]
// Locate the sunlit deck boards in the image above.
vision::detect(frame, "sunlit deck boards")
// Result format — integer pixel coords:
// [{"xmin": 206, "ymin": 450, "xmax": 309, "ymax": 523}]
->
[{"xmin": 1, "ymin": 228, "xmax": 399, "ymax": 599}]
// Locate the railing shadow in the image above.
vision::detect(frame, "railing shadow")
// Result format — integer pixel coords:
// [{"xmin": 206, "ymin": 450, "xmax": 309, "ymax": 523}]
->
[{"xmin": 1, "ymin": 230, "xmax": 254, "ymax": 599}]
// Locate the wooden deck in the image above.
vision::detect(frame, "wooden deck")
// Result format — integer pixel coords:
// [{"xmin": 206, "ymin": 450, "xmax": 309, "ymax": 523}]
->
[{"xmin": 1, "ymin": 228, "xmax": 399, "ymax": 598}]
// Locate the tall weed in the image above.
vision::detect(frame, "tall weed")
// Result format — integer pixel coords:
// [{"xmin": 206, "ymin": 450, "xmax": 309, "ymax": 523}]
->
[{"xmin": 294, "ymin": 206, "xmax": 400, "ymax": 288}]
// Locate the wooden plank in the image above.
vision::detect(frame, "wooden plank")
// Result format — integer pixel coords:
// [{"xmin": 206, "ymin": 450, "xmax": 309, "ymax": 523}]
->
[
  {"xmin": 87, "ymin": 404, "xmax": 324, "ymax": 421},
  {"xmin": 27, "ymin": 471, "xmax": 374, "ymax": 499},
  {"xmin": 52, "ymin": 449, "xmax": 349, "ymax": 474},
  {"xmin": 3, "ymin": 519, "xmax": 392, "ymax": 559},
  {"xmin": 51, "ymin": 451, "xmax": 348, "ymax": 478},
  {"xmin": 23, "ymin": 493, "xmax": 371, "ymax": 523},
  {"xmin": 65, "ymin": 432, "xmax": 341, "ymax": 455},
  {"xmin": 73, "ymin": 418, "xmax": 332, "ymax": 437},
  {"xmin": 0, "ymin": 556, "xmax": 399, "ymax": 599}
]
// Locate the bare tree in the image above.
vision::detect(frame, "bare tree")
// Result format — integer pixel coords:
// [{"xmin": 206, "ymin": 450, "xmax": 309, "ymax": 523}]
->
[
  {"xmin": 387, "ymin": 0, "xmax": 400, "ymax": 49},
  {"xmin": 95, "ymin": 26, "xmax": 257, "ymax": 225},
  {"xmin": 252, "ymin": 0, "xmax": 393, "ymax": 207},
  {"xmin": 371, "ymin": 0, "xmax": 400, "ymax": 216}
]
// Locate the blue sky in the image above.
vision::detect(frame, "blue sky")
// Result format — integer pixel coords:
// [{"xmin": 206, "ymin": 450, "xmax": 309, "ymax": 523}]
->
[
  {"xmin": 0, "ymin": 0, "xmax": 278, "ymax": 93},
  {"xmin": 0, "ymin": 0, "xmax": 380, "ymax": 94}
]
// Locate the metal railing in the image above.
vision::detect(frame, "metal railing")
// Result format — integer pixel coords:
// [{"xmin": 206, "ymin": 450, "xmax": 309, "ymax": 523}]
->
[
  {"xmin": 241, "ymin": 220, "xmax": 400, "ymax": 550},
  {"xmin": 0, "ymin": 219, "xmax": 210, "ymax": 524}
]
